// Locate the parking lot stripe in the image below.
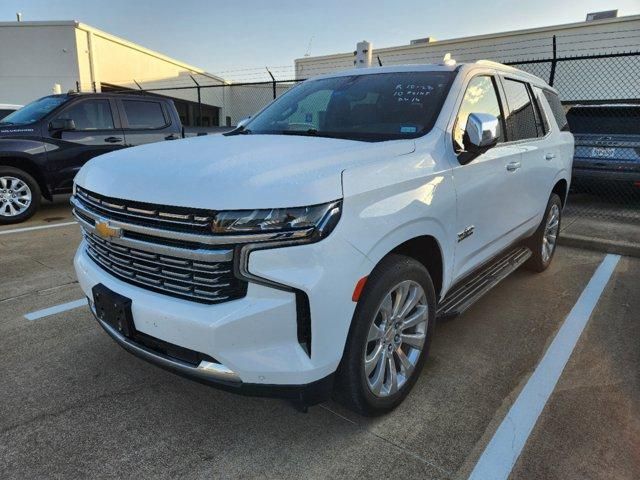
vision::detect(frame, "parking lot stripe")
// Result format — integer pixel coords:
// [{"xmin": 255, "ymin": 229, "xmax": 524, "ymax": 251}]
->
[
  {"xmin": 24, "ymin": 298, "xmax": 87, "ymax": 321},
  {"xmin": 0, "ymin": 221, "xmax": 77, "ymax": 236},
  {"xmin": 468, "ymin": 253, "xmax": 620, "ymax": 480}
]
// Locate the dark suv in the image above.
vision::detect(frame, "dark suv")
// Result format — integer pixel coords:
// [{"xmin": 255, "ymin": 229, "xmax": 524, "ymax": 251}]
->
[
  {"xmin": 568, "ymin": 104, "xmax": 640, "ymax": 191},
  {"xmin": 0, "ymin": 93, "xmax": 183, "ymax": 224}
]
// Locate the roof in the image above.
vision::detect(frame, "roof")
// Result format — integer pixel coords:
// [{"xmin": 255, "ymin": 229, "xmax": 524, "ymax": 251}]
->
[{"xmin": 308, "ymin": 60, "xmax": 552, "ymax": 88}]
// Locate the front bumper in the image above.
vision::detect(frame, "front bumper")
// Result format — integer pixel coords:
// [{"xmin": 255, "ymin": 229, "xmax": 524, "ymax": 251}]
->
[
  {"xmin": 89, "ymin": 300, "xmax": 334, "ymax": 403},
  {"xmin": 74, "ymin": 229, "xmax": 373, "ymax": 392}
]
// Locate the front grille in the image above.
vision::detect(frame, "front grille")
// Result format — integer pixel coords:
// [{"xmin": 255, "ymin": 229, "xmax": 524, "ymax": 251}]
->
[
  {"xmin": 84, "ymin": 231, "xmax": 245, "ymax": 303},
  {"xmin": 74, "ymin": 188, "xmax": 247, "ymax": 304},
  {"xmin": 76, "ymin": 186, "xmax": 216, "ymax": 234}
]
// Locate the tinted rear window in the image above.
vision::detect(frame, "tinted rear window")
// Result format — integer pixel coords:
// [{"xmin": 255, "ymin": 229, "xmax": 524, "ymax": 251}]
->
[{"xmin": 567, "ymin": 106, "xmax": 640, "ymax": 135}]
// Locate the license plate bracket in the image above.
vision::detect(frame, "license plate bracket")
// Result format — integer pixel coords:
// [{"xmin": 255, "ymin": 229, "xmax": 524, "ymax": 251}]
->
[{"xmin": 92, "ymin": 284, "xmax": 135, "ymax": 338}]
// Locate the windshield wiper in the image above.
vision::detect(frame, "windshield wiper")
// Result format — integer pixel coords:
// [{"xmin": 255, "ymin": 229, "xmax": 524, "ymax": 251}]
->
[{"xmin": 280, "ymin": 128, "xmax": 318, "ymax": 136}]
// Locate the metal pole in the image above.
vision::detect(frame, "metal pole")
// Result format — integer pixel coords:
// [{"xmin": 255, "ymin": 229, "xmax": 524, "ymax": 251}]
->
[
  {"xmin": 190, "ymin": 75, "xmax": 202, "ymax": 126},
  {"xmin": 549, "ymin": 35, "xmax": 557, "ymax": 86},
  {"xmin": 266, "ymin": 68, "xmax": 276, "ymax": 99}
]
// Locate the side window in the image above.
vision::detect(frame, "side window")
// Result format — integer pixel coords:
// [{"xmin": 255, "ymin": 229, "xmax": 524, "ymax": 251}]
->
[
  {"xmin": 531, "ymin": 86, "xmax": 549, "ymax": 136},
  {"xmin": 454, "ymin": 75, "xmax": 504, "ymax": 152},
  {"xmin": 542, "ymin": 90, "xmax": 569, "ymax": 131},
  {"xmin": 502, "ymin": 79, "xmax": 539, "ymax": 141},
  {"xmin": 122, "ymin": 100, "xmax": 167, "ymax": 129},
  {"xmin": 55, "ymin": 99, "xmax": 115, "ymax": 130}
]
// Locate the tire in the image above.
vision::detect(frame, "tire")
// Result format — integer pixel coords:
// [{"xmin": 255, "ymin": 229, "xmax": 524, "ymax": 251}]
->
[
  {"xmin": 0, "ymin": 167, "xmax": 41, "ymax": 225},
  {"xmin": 334, "ymin": 254, "xmax": 436, "ymax": 416},
  {"xmin": 525, "ymin": 193, "xmax": 562, "ymax": 273}
]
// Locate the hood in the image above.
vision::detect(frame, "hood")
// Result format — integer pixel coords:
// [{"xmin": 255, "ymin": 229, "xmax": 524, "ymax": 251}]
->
[{"xmin": 75, "ymin": 134, "xmax": 415, "ymax": 210}]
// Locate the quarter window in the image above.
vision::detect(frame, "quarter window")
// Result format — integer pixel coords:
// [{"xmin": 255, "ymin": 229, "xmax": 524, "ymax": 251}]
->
[
  {"xmin": 454, "ymin": 75, "xmax": 504, "ymax": 152},
  {"xmin": 502, "ymin": 79, "xmax": 539, "ymax": 141},
  {"xmin": 55, "ymin": 99, "xmax": 115, "ymax": 130},
  {"xmin": 543, "ymin": 90, "xmax": 569, "ymax": 131},
  {"xmin": 122, "ymin": 100, "xmax": 167, "ymax": 129},
  {"xmin": 531, "ymin": 86, "xmax": 549, "ymax": 136}
]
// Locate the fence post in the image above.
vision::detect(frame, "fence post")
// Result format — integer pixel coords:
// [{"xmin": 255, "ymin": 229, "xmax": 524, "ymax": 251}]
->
[
  {"xmin": 266, "ymin": 68, "xmax": 276, "ymax": 99},
  {"xmin": 190, "ymin": 75, "xmax": 202, "ymax": 127},
  {"xmin": 549, "ymin": 35, "xmax": 557, "ymax": 86},
  {"xmin": 76, "ymin": 81, "xmax": 80, "ymax": 93}
]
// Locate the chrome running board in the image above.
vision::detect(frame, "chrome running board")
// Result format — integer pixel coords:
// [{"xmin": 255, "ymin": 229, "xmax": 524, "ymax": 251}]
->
[{"xmin": 437, "ymin": 246, "xmax": 532, "ymax": 319}]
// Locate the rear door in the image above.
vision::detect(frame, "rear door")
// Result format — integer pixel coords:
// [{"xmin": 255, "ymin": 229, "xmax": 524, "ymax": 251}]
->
[
  {"xmin": 498, "ymin": 78, "xmax": 558, "ymax": 226},
  {"xmin": 448, "ymin": 74, "xmax": 524, "ymax": 280},
  {"xmin": 46, "ymin": 97, "xmax": 124, "ymax": 192},
  {"xmin": 117, "ymin": 98, "xmax": 179, "ymax": 147}
]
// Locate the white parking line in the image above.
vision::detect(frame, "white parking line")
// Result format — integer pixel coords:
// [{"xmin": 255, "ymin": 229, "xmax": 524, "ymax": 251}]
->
[
  {"xmin": 0, "ymin": 221, "xmax": 77, "ymax": 236},
  {"xmin": 24, "ymin": 298, "xmax": 87, "ymax": 321},
  {"xmin": 468, "ymin": 253, "xmax": 620, "ymax": 480}
]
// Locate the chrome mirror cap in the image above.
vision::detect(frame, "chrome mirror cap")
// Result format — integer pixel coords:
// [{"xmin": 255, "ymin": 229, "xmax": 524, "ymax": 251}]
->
[{"xmin": 465, "ymin": 112, "xmax": 500, "ymax": 148}]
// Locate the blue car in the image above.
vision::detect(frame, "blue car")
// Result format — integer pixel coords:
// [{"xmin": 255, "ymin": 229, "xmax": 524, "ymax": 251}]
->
[{"xmin": 568, "ymin": 104, "xmax": 640, "ymax": 191}]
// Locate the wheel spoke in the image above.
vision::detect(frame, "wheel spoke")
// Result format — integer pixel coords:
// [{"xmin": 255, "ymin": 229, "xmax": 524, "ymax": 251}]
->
[
  {"xmin": 391, "ymin": 282, "xmax": 409, "ymax": 317},
  {"xmin": 398, "ymin": 286, "xmax": 422, "ymax": 320},
  {"xmin": 387, "ymin": 355, "xmax": 398, "ymax": 395},
  {"xmin": 369, "ymin": 351, "xmax": 387, "ymax": 395},
  {"xmin": 401, "ymin": 332, "xmax": 426, "ymax": 350},
  {"xmin": 379, "ymin": 294, "xmax": 393, "ymax": 321},
  {"xmin": 365, "ymin": 343, "xmax": 384, "ymax": 376},
  {"xmin": 367, "ymin": 322, "xmax": 384, "ymax": 342},
  {"xmin": 395, "ymin": 347, "xmax": 414, "ymax": 378},
  {"xmin": 401, "ymin": 305, "xmax": 428, "ymax": 330}
]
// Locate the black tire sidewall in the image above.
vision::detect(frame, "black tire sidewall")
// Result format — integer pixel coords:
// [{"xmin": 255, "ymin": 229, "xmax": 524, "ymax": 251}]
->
[
  {"xmin": 0, "ymin": 167, "xmax": 41, "ymax": 224},
  {"xmin": 336, "ymin": 254, "xmax": 437, "ymax": 415},
  {"xmin": 526, "ymin": 193, "xmax": 562, "ymax": 272}
]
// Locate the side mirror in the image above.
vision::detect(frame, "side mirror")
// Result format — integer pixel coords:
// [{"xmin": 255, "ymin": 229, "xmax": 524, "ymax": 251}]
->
[
  {"xmin": 460, "ymin": 112, "xmax": 500, "ymax": 164},
  {"xmin": 236, "ymin": 116, "xmax": 251, "ymax": 128},
  {"xmin": 49, "ymin": 118, "xmax": 76, "ymax": 132}
]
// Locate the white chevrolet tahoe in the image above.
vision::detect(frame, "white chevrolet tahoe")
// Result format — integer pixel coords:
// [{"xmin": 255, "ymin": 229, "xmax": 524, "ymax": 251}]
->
[{"xmin": 71, "ymin": 60, "xmax": 573, "ymax": 415}]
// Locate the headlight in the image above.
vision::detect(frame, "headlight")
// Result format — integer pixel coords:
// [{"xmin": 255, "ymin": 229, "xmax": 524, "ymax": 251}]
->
[{"xmin": 211, "ymin": 200, "xmax": 341, "ymax": 240}]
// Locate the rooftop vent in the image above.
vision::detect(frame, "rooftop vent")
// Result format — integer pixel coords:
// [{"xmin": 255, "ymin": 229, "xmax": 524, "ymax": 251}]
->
[
  {"xmin": 586, "ymin": 10, "xmax": 618, "ymax": 21},
  {"xmin": 410, "ymin": 37, "xmax": 436, "ymax": 45}
]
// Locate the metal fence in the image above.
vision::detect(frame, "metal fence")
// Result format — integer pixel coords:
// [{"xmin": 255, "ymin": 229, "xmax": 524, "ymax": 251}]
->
[{"xmin": 506, "ymin": 51, "xmax": 640, "ymax": 229}]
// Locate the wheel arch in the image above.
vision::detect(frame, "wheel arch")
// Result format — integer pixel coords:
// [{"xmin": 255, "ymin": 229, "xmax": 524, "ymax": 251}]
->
[{"xmin": 0, "ymin": 156, "xmax": 50, "ymax": 200}]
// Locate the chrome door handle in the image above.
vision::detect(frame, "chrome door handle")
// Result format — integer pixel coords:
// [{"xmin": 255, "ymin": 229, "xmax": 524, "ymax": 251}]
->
[
  {"xmin": 506, "ymin": 161, "xmax": 521, "ymax": 172},
  {"xmin": 545, "ymin": 153, "xmax": 556, "ymax": 160}
]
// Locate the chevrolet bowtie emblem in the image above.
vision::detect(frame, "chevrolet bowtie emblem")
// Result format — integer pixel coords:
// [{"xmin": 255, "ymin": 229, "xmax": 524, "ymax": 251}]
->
[{"xmin": 95, "ymin": 221, "xmax": 122, "ymax": 240}]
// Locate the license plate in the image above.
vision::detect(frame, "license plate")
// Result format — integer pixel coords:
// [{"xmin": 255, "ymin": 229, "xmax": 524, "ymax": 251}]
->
[
  {"xmin": 92, "ymin": 284, "xmax": 135, "ymax": 338},
  {"xmin": 591, "ymin": 147, "xmax": 615, "ymax": 158}
]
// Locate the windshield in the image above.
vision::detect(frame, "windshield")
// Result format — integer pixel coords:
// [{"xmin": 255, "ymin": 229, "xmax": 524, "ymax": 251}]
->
[
  {"xmin": 240, "ymin": 71, "xmax": 455, "ymax": 141},
  {"xmin": 0, "ymin": 96, "xmax": 67, "ymax": 126},
  {"xmin": 567, "ymin": 106, "xmax": 640, "ymax": 135}
]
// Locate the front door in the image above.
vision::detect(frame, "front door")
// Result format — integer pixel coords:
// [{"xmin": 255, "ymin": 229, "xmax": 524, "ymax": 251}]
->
[
  {"xmin": 447, "ymin": 74, "xmax": 523, "ymax": 280},
  {"xmin": 46, "ymin": 98, "xmax": 124, "ymax": 192}
]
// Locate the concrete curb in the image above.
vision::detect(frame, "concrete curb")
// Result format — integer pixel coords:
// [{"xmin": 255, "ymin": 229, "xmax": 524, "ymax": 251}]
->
[{"xmin": 559, "ymin": 233, "xmax": 640, "ymax": 258}]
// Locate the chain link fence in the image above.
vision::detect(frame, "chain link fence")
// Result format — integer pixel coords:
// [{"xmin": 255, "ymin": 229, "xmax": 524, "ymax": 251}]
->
[{"xmin": 507, "ymin": 52, "xmax": 640, "ymax": 231}]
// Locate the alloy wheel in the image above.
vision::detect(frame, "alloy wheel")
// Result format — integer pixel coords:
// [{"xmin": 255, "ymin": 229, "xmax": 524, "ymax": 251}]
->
[
  {"xmin": 542, "ymin": 203, "xmax": 560, "ymax": 263},
  {"xmin": 364, "ymin": 280, "xmax": 429, "ymax": 397},
  {"xmin": 0, "ymin": 176, "xmax": 32, "ymax": 218}
]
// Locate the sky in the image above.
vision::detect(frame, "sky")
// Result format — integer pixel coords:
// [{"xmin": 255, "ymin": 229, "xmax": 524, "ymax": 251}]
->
[{"xmin": 1, "ymin": 0, "xmax": 638, "ymax": 80}]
